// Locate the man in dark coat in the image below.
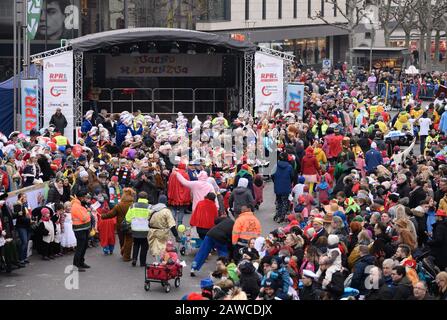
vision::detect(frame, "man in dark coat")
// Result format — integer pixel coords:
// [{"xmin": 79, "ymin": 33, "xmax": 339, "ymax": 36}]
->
[
  {"xmin": 351, "ymin": 244, "xmax": 376, "ymax": 296},
  {"xmin": 49, "ymin": 107, "xmax": 68, "ymax": 135},
  {"xmin": 191, "ymin": 216, "xmax": 234, "ymax": 276},
  {"xmin": 427, "ymin": 210, "xmax": 447, "ymax": 271},
  {"xmin": 272, "ymin": 153, "xmax": 294, "ymax": 222},
  {"xmin": 229, "ymin": 178, "xmax": 255, "ymax": 216},
  {"xmin": 134, "ymin": 169, "xmax": 159, "ymax": 205},
  {"xmin": 238, "ymin": 260, "xmax": 261, "ymax": 300},
  {"xmin": 391, "ymin": 265, "xmax": 413, "ymax": 300}
]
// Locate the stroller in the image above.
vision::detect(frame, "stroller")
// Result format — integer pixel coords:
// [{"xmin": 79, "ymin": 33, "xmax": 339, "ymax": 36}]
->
[
  {"xmin": 178, "ymin": 227, "xmax": 203, "ymax": 256},
  {"xmin": 144, "ymin": 262, "xmax": 183, "ymax": 293},
  {"xmin": 415, "ymin": 249, "xmax": 441, "ymax": 296}
]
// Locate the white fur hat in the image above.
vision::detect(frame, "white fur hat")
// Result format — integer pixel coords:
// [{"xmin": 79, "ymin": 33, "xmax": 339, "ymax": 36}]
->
[{"xmin": 328, "ymin": 234, "xmax": 340, "ymax": 246}]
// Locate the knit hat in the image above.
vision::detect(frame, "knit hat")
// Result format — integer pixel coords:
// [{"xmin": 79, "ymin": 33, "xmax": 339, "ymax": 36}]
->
[
  {"xmin": 79, "ymin": 170, "xmax": 89, "ymax": 179},
  {"xmin": 302, "ymin": 269, "xmax": 318, "ymax": 280},
  {"xmin": 328, "ymin": 234, "xmax": 340, "ymax": 246},
  {"xmin": 200, "ymin": 278, "xmax": 214, "ymax": 289},
  {"xmin": 238, "ymin": 177, "xmax": 249, "ymax": 188},
  {"xmin": 352, "ymin": 215, "xmax": 364, "ymax": 223},
  {"xmin": 158, "ymin": 194, "xmax": 168, "ymax": 205}
]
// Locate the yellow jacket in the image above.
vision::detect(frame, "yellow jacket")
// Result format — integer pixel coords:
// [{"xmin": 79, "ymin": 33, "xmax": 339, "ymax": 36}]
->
[{"xmin": 314, "ymin": 147, "xmax": 327, "ymax": 164}]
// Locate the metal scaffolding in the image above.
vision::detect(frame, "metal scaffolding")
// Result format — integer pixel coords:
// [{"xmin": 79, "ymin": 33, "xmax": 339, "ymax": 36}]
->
[
  {"xmin": 30, "ymin": 46, "xmax": 72, "ymax": 63},
  {"xmin": 74, "ymin": 51, "xmax": 84, "ymax": 128},
  {"xmin": 244, "ymin": 51, "xmax": 254, "ymax": 114}
]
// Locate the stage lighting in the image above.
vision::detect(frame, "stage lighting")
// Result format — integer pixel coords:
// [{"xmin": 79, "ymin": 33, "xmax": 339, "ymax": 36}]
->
[
  {"xmin": 187, "ymin": 44, "xmax": 197, "ymax": 55},
  {"xmin": 148, "ymin": 42, "xmax": 158, "ymax": 53},
  {"xmin": 170, "ymin": 42, "xmax": 180, "ymax": 54},
  {"xmin": 111, "ymin": 46, "xmax": 120, "ymax": 56},
  {"xmin": 207, "ymin": 47, "xmax": 216, "ymax": 55},
  {"xmin": 130, "ymin": 44, "xmax": 140, "ymax": 56}
]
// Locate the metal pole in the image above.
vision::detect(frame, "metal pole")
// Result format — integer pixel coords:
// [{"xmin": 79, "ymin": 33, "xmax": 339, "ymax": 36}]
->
[
  {"xmin": 18, "ymin": 1, "xmax": 22, "ymax": 127},
  {"xmin": 13, "ymin": 0, "xmax": 17, "ymax": 131},
  {"xmin": 45, "ymin": 0, "xmax": 47, "ymax": 51},
  {"xmin": 23, "ymin": 0, "xmax": 29, "ymax": 78}
]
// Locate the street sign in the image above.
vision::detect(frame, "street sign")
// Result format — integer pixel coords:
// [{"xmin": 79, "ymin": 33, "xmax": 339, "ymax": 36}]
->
[{"xmin": 322, "ymin": 59, "xmax": 332, "ymax": 69}]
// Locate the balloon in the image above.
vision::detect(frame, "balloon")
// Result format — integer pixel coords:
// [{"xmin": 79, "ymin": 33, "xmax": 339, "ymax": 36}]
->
[
  {"xmin": 72, "ymin": 144, "xmax": 82, "ymax": 158},
  {"xmin": 47, "ymin": 142, "xmax": 57, "ymax": 152},
  {"xmin": 177, "ymin": 225, "xmax": 186, "ymax": 233}
]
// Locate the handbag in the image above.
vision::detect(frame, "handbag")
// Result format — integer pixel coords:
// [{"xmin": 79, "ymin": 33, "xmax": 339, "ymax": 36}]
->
[{"xmin": 120, "ymin": 219, "xmax": 131, "ymax": 233}]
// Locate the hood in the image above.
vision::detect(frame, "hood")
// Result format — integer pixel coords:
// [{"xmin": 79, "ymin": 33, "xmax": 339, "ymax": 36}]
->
[
  {"xmin": 305, "ymin": 147, "xmax": 314, "ymax": 155},
  {"xmin": 234, "ymin": 187, "xmax": 250, "ymax": 195},
  {"xmin": 399, "ymin": 276, "xmax": 413, "ymax": 287},
  {"xmin": 237, "ymin": 177, "xmax": 249, "ymax": 188},
  {"xmin": 238, "ymin": 260, "xmax": 256, "ymax": 274},
  {"xmin": 151, "ymin": 203, "xmax": 166, "ymax": 212},
  {"xmin": 197, "ymin": 171, "xmax": 209, "ymax": 181},
  {"xmin": 360, "ymin": 254, "xmax": 376, "ymax": 265},
  {"xmin": 277, "ymin": 161, "xmax": 290, "ymax": 169}
]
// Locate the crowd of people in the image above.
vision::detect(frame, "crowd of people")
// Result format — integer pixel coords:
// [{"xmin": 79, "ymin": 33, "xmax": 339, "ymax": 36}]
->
[{"xmin": 1, "ymin": 66, "xmax": 447, "ymax": 301}]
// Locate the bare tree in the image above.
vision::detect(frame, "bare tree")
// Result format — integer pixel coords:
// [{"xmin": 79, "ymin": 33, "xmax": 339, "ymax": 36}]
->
[
  {"xmin": 311, "ymin": 0, "xmax": 371, "ymax": 66},
  {"xmin": 412, "ymin": 0, "xmax": 447, "ymax": 71}
]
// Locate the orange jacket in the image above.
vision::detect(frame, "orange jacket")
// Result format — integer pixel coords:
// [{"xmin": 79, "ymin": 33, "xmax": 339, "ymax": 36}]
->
[
  {"xmin": 232, "ymin": 211, "xmax": 261, "ymax": 245},
  {"xmin": 71, "ymin": 198, "xmax": 91, "ymax": 231}
]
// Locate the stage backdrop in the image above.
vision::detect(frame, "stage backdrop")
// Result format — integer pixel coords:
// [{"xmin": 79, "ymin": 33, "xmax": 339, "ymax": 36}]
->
[
  {"xmin": 105, "ymin": 54, "xmax": 223, "ymax": 78},
  {"xmin": 255, "ymin": 52, "xmax": 284, "ymax": 114},
  {"xmin": 43, "ymin": 51, "xmax": 74, "ymax": 143}
]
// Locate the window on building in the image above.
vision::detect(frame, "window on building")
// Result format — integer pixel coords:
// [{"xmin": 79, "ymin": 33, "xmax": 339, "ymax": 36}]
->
[
  {"xmin": 278, "ymin": 0, "xmax": 282, "ymax": 19},
  {"xmin": 294, "ymin": 0, "xmax": 297, "ymax": 18},
  {"xmin": 245, "ymin": 0, "xmax": 249, "ymax": 20},
  {"xmin": 262, "ymin": 0, "xmax": 266, "ymax": 20},
  {"xmin": 308, "ymin": 0, "xmax": 311, "ymax": 17},
  {"xmin": 320, "ymin": 0, "xmax": 324, "ymax": 17},
  {"xmin": 365, "ymin": 32, "xmax": 371, "ymax": 39}
]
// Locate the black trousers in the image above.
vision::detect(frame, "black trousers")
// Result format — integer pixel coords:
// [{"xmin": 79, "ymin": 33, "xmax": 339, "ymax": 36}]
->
[
  {"xmin": 196, "ymin": 227, "xmax": 209, "ymax": 241},
  {"xmin": 73, "ymin": 230, "xmax": 89, "ymax": 267},
  {"xmin": 132, "ymin": 238, "xmax": 148, "ymax": 266}
]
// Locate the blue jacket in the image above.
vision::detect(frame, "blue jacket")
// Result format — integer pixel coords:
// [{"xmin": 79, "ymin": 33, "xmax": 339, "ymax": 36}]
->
[
  {"xmin": 130, "ymin": 125, "xmax": 143, "ymax": 137},
  {"xmin": 351, "ymin": 254, "xmax": 376, "ymax": 295},
  {"xmin": 272, "ymin": 161, "xmax": 293, "ymax": 195},
  {"xmin": 81, "ymin": 119, "xmax": 92, "ymax": 134},
  {"xmin": 365, "ymin": 148, "xmax": 383, "ymax": 173},
  {"xmin": 116, "ymin": 122, "xmax": 129, "ymax": 147},
  {"xmin": 440, "ymin": 112, "xmax": 447, "ymax": 135}
]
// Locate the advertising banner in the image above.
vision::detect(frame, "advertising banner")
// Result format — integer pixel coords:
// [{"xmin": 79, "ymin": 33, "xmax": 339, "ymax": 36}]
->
[
  {"xmin": 286, "ymin": 83, "xmax": 305, "ymax": 118},
  {"xmin": 255, "ymin": 52, "xmax": 284, "ymax": 114},
  {"xmin": 43, "ymin": 50, "xmax": 73, "ymax": 142},
  {"xmin": 27, "ymin": 0, "xmax": 42, "ymax": 40},
  {"xmin": 21, "ymin": 79, "xmax": 39, "ymax": 135},
  {"xmin": 105, "ymin": 54, "xmax": 223, "ymax": 78}
]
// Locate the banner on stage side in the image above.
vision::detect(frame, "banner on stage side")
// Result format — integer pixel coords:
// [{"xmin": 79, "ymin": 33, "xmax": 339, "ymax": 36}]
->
[
  {"xmin": 43, "ymin": 51, "xmax": 74, "ymax": 143},
  {"xmin": 21, "ymin": 79, "xmax": 39, "ymax": 135},
  {"xmin": 105, "ymin": 54, "xmax": 223, "ymax": 78},
  {"xmin": 286, "ymin": 83, "xmax": 304, "ymax": 118},
  {"xmin": 255, "ymin": 52, "xmax": 284, "ymax": 114}
]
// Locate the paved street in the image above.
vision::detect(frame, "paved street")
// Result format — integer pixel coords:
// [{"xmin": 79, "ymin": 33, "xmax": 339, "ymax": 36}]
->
[{"xmin": 0, "ymin": 183, "xmax": 278, "ymax": 300}]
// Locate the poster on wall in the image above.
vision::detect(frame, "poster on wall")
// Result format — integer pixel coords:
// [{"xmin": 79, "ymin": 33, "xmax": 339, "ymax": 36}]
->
[
  {"xmin": 254, "ymin": 52, "xmax": 284, "ymax": 114},
  {"xmin": 286, "ymin": 83, "xmax": 304, "ymax": 118},
  {"xmin": 105, "ymin": 54, "xmax": 223, "ymax": 78},
  {"xmin": 43, "ymin": 50, "xmax": 74, "ymax": 142},
  {"xmin": 21, "ymin": 79, "xmax": 39, "ymax": 135}
]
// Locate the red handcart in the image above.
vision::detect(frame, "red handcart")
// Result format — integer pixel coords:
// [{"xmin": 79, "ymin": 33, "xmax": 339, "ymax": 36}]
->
[{"xmin": 144, "ymin": 262, "xmax": 183, "ymax": 293}]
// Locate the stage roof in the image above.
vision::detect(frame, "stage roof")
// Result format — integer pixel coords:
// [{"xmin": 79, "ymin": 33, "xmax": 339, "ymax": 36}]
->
[{"xmin": 68, "ymin": 28, "xmax": 256, "ymax": 53}]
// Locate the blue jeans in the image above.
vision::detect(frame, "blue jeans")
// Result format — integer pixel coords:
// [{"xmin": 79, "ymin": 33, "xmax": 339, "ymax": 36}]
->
[
  {"xmin": 103, "ymin": 245, "xmax": 115, "ymax": 254},
  {"xmin": 192, "ymin": 236, "xmax": 228, "ymax": 271},
  {"xmin": 172, "ymin": 206, "xmax": 187, "ymax": 225},
  {"xmin": 17, "ymin": 228, "xmax": 30, "ymax": 262}
]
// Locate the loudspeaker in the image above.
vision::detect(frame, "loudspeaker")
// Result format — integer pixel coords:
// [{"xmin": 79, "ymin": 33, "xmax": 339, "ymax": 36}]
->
[
  {"xmin": 93, "ymin": 54, "xmax": 106, "ymax": 87},
  {"xmin": 222, "ymin": 54, "xmax": 236, "ymax": 87}
]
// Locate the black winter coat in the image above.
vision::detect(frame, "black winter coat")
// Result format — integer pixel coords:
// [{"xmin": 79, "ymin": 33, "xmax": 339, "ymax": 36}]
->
[
  {"xmin": 71, "ymin": 179, "xmax": 89, "ymax": 196},
  {"xmin": 396, "ymin": 182, "xmax": 411, "ymax": 200},
  {"xmin": 365, "ymin": 281, "xmax": 394, "ymax": 300},
  {"xmin": 238, "ymin": 263, "xmax": 261, "ymax": 300},
  {"xmin": 37, "ymin": 157, "xmax": 55, "ymax": 182},
  {"xmin": 409, "ymin": 187, "xmax": 427, "ymax": 209},
  {"xmin": 351, "ymin": 254, "xmax": 376, "ymax": 295},
  {"xmin": 47, "ymin": 185, "xmax": 63, "ymax": 204},
  {"xmin": 134, "ymin": 173, "xmax": 159, "ymax": 204},
  {"xmin": 207, "ymin": 217, "xmax": 234, "ymax": 245},
  {"xmin": 299, "ymin": 283, "xmax": 320, "ymax": 300},
  {"xmin": 392, "ymin": 277, "xmax": 413, "ymax": 300},
  {"xmin": 427, "ymin": 220, "xmax": 447, "ymax": 269},
  {"xmin": 12, "ymin": 203, "xmax": 31, "ymax": 229}
]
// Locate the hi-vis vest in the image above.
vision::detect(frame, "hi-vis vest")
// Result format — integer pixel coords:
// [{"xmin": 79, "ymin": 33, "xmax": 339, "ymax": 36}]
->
[{"xmin": 54, "ymin": 135, "xmax": 68, "ymax": 146}]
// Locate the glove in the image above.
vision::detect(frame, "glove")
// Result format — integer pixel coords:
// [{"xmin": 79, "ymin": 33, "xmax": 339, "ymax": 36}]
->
[{"xmin": 175, "ymin": 236, "xmax": 182, "ymax": 243}]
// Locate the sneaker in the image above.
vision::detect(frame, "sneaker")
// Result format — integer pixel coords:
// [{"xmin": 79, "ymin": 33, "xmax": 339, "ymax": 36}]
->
[
  {"xmin": 80, "ymin": 263, "xmax": 91, "ymax": 269},
  {"xmin": 132, "ymin": 260, "xmax": 137, "ymax": 267},
  {"xmin": 190, "ymin": 269, "xmax": 196, "ymax": 277}
]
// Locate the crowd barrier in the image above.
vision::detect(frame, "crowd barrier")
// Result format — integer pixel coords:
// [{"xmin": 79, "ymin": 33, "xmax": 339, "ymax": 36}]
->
[{"xmin": 376, "ymin": 82, "xmax": 440, "ymax": 102}]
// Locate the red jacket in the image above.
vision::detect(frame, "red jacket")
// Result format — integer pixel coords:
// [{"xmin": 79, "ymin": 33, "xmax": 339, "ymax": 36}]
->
[
  {"xmin": 168, "ymin": 169, "xmax": 191, "ymax": 206},
  {"xmin": 190, "ymin": 199, "xmax": 218, "ymax": 229},
  {"xmin": 327, "ymin": 135, "xmax": 343, "ymax": 159},
  {"xmin": 301, "ymin": 154, "xmax": 320, "ymax": 175}
]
